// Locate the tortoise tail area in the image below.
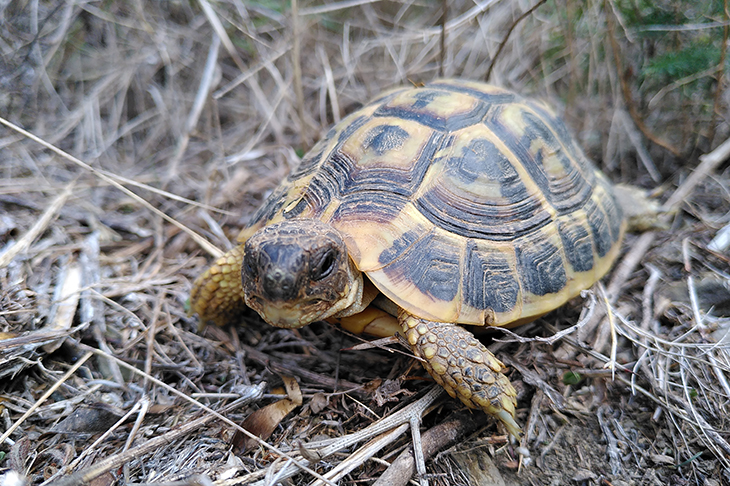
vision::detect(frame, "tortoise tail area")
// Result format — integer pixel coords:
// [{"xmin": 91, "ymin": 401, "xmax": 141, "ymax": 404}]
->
[{"xmin": 189, "ymin": 245, "xmax": 247, "ymax": 326}]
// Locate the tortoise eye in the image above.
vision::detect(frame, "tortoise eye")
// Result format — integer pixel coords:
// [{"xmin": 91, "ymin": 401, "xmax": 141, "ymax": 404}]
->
[{"xmin": 312, "ymin": 249, "xmax": 337, "ymax": 281}]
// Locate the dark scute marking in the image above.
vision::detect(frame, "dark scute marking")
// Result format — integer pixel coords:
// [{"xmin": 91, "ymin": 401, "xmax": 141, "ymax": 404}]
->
[
  {"xmin": 416, "ymin": 138, "xmax": 551, "ymax": 241},
  {"xmin": 373, "ymin": 89, "xmax": 489, "ymax": 132},
  {"xmin": 600, "ymin": 184, "xmax": 623, "ymax": 242},
  {"xmin": 525, "ymin": 99, "xmax": 582, "ymax": 160},
  {"xmin": 465, "ymin": 139, "xmax": 527, "ymax": 202},
  {"xmin": 289, "ymin": 116, "xmax": 351, "ymax": 181},
  {"xmin": 446, "ymin": 101, "xmax": 489, "ymax": 132},
  {"xmin": 525, "ymin": 111, "xmax": 591, "ymax": 212},
  {"xmin": 378, "ymin": 229, "xmax": 423, "ymax": 267},
  {"xmin": 443, "ymin": 100, "xmax": 490, "ymax": 132},
  {"xmin": 412, "ymin": 90, "xmax": 441, "ymax": 109},
  {"xmin": 383, "ymin": 231, "xmax": 460, "ymax": 302},
  {"xmin": 463, "ymin": 241, "xmax": 519, "ymax": 313},
  {"xmin": 332, "ymin": 191, "xmax": 407, "ymax": 231},
  {"xmin": 585, "ymin": 199, "xmax": 612, "ymax": 258},
  {"xmin": 363, "ymin": 124, "xmax": 410, "ymax": 155},
  {"xmin": 427, "ymin": 81, "xmax": 517, "ymax": 105},
  {"xmin": 341, "ymin": 131, "xmax": 446, "ymax": 198},
  {"xmin": 288, "ymin": 148, "xmax": 324, "ymax": 181},
  {"xmin": 557, "ymin": 220, "xmax": 594, "ymax": 272},
  {"xmin": 289, "ymin": 114, "xmax": 367, "ymax": 184},
  {"xmin": 248, "ymin": 184, "xmax": 290, "ymax": 227},
  {"xmin": 516, "ymin": 239, "xmax": 567, "ymax": 296},
  {"xmin": 282, "ymin": 197, "xmax": 309, "ymax": 219},
  {"xmin": 374, "ymin": 102, "xmax": 446, "ymax": 131},
  {"xmin": 301, "ymin": 152, "xmax": 347, "ymax": 216}
]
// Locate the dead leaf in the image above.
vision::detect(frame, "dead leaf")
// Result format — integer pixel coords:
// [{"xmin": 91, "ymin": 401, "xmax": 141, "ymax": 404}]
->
[
  {"xmin": 309, "ymin": 393, "xmax": 328, "ymax": 414},
  {"xmin": 649, "ymin": 453, "xmax": 675, "ymax": 465},
  {"xmin": 233, "ymin": 375, "xmax": 302, "ymax": 452},
  {"xmin": 88, "ymin": 472, "xmax": 117, "ymax": 486},
  {"xmin": 50, "ymin": 404, "xmax": 124, "ymax": 435},
  {"xmin": 43, "ymin": 262, "xmax": 81, "ymax": 353}
]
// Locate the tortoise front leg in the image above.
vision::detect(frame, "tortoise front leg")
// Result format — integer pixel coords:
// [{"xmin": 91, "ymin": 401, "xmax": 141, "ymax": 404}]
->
[
  {"xmin": 189, "ymin": 245, "xmax": 247, "ymax": 326},
  {"xmin": 399, "ymin": 311, "xmax": 521, "ymax": 438}
]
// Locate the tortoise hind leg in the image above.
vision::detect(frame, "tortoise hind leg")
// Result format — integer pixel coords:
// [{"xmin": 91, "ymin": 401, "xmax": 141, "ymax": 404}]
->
[
  {"xmin": 399, "ymin": 311, "xmax": 521, "ymax": 438},
  {"xmin": 189, "ymin": 245, "xmax": 247, "ymax": 326}
]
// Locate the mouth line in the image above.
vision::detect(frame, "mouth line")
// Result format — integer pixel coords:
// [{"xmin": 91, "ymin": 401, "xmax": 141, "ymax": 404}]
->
[{"xmin": 255, "ymin": 301, "xmax": 330, "ymax": 328}]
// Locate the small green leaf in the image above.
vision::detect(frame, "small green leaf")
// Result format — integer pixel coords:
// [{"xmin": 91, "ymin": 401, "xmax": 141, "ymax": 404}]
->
[{"xmin": 563, "ymin": 371, "xmax": 582, "ymax": 385}]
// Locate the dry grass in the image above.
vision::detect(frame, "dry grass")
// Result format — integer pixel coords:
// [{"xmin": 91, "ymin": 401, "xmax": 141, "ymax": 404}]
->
[{"xmin": 1, "ymin": 1, "xmax": 729, "ymax": 485}]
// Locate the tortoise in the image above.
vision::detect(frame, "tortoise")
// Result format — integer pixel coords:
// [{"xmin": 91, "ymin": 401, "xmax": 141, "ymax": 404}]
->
[{"xmin": 190, "ymin": 79, "xmax": 626, "ymax": 437}]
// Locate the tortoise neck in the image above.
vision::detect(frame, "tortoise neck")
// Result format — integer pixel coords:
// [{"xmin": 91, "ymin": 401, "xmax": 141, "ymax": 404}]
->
[{"xmin": 328, "ymin": 261, "xmax": 375, "ymax": 319}]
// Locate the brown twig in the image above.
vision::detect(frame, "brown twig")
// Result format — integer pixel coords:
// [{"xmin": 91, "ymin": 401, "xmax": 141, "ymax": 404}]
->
[
  {"xmin": 372, "ymin": 411, "xmax": 489, "ymax": 486},
  {"xmin": 604, "ymin": 0, "xmax": 682, "ymax": 158},
  {"xmin": 439, "ymin": 0, "xmax": 447, "ymax": 77},
  {"xmin": 485, "ymin": 0, "xmax": 547, "ymax": 82}
]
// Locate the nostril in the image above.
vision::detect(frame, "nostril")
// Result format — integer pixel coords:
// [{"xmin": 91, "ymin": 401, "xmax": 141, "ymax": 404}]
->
[
  {"xmin": 262, "ymin": 271, "xmax": 296, "ymax": 301},
  {"xmin": 263, "ymin": 273, "xmax": 278, "ymax": 296}
]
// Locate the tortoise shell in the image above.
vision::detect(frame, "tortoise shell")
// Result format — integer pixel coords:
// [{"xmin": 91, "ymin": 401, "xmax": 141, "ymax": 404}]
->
[{"xmin": 237, "ymin": 79, "xmax": 625, "ymax": 327}]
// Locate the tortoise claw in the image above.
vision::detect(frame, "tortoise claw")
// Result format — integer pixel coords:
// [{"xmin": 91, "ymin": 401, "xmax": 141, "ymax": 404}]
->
[{"xmin": 495, "ymin": 409, "xmax": 522, "ymax": 439}]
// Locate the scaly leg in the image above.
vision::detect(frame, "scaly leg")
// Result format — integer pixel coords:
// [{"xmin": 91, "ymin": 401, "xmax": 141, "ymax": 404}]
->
[
  {"xmin": 189, "ymin": 245, "xmax": 247, "ymax": 326},
  {"xmin": 399, "ymin": 310, "xmax": 521, "ymax": 438}
]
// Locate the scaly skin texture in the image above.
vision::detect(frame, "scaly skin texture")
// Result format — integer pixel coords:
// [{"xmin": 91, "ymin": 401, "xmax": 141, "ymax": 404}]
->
[
  {"xmin": 399, "ymin": 311, "xmax": 521, "ymax": 437},
  {"xmin": 189, "ymin": 246, "xmax": 246, "ymax": 326}
]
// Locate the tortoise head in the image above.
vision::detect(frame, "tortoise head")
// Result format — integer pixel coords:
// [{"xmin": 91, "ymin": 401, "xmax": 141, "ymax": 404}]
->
[{"xmin": 242, "ymin": 220, "xmax": 363, "ymax": 328}]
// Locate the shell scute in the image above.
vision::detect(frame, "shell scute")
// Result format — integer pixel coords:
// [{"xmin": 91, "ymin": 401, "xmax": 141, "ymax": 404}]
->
[
  {"xmin": 463, "ymin": 240, "xmax": 521, "ymax": 316},
  {"xmin": 361, "ymin": 124, "xmax": 410, "ymax": 155},
  {"xmin": 337, "ymin": 118, "xmax": 441, "ymax": 197},
  {"xmin": 415, "ymin": 131, "xmax": 552, "ymax": 241},
  {"xmin": 584, "ymin": 197, "xmax": 614, "ymax": 258},
  {"xmin": 329, "ymin": 198, "xmax": 427, "ymax": 272},
  {"xmin": 599, "ymin": 180, "xmax": 624, "ymax": 241},
  {"xmin": 377, "ymin": 229, "xmax": 422, "ymax": 268},
  {"xmin": 487, "ymin": 103, "xmax": 594, "ymax": 215},
  {"xmin": 374, "ymin": 88, "xmax": 490, "ymax": 132},
  {"xmin": 557, "ymin": 215, "xmax": 595, "ymax": 273},
  {"xmin": 380, "ymin": 229, "xmax": 462, "ymax": 304},
  {"xmin": 515, "ymin": 229, "xmax": 568, "ymax": 297}
]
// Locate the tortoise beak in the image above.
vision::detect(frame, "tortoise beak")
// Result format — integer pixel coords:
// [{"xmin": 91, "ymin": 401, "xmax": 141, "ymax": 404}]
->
[{"xmin": 251, "ymin": 300, "xmax": 329, "ymax": 329}]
